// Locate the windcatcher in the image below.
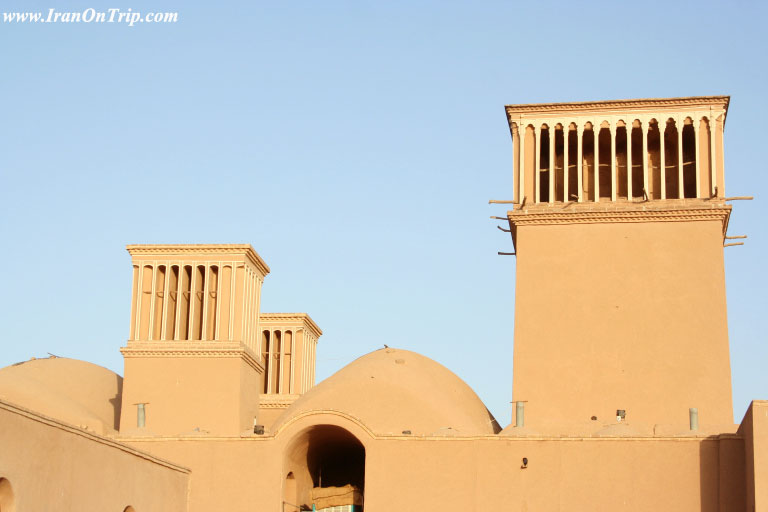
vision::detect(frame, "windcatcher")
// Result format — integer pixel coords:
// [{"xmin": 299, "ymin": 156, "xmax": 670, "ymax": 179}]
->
[
  {"xmin": 504, "ymin": 97, "xmax": 735, "ymax": 430},
  {"xmin": 119, "ymin": 244, "xmax": 269, "ymax": 436},
  {"xmin": 257, "ymin": 313, "xmax": 323, "ymax": 428}
]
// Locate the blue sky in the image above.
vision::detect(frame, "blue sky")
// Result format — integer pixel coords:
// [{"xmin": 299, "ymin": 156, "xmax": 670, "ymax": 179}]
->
[{"xmin": 1, "ymin": 1, "xmax": 765, "ymax": 425}]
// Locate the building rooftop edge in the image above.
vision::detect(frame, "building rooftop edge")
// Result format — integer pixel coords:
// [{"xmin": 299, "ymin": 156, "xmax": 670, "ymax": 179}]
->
[
  {"xmin": 505, "ymin": 95, "xmax": 730, "ymax": 114},
  {"xmin": 259, "ymin": 313, "xmax": 323, "ymax": 337},
  {"xmin": 0, "ymin": 398, "xmax": 191, "ymax": 474},
  {"xmin": 125, "ymin": 243, "xmax": 270, "ymax": 275}
]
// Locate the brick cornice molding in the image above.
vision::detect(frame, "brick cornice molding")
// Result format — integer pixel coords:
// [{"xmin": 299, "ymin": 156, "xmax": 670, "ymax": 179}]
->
[
  {"xmin": 507, "ymin": 204, "xmax": 732, "ymax": 235},
  {"xmin": 506, "ymin": 95, "xmax": 729, "ymax": 116},
  {"xmin": 258, "ymin": 394, "xmax": 300, "ymax": 408},
  {"xmin": 126, "ymin": 244, "xmax": 270, "ymax": 276},
  {"xmin": 259, "ymin": 313, "xmax": 323, "ymax": 338},
  {"xmin": 120, "ymin": 341, "xmax": 265, "ymax": 373}
]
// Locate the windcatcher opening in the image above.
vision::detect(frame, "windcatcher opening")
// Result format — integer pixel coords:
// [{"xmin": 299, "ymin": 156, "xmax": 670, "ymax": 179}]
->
[
  {"xmin": 648, "ymin": 120, "xmax": 662, "ymax": 199},
  {"xmin": 583, "ymin": 124, "xmax": 595, "ymax": 201},
  {"xmin": 616, "ymin": 123, "xmax": 628, "ymax": 199},
  {"xmin": 262, "ymin": 330, "xmax": 271, "ymax": 393},
  {"xmin": 630, "ymin": 121, "xmax": 644, "ymax": 199},
  {"xmin": 682, "ymin": 120, "xmax": 697, "ymax": 198},
  {"xmin": 538, "ymin": 125, "xmax": 551, "ymax": 203},
  {"xmin": 664, "ymin": 119, "xmax": 680, "ymax": 199}
]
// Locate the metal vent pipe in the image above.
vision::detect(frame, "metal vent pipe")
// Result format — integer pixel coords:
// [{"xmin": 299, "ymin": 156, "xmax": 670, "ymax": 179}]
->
[
  {"xmin": 515, "ymin": 402, "xmax": 525, "ymax": 428},
  {"xmin": 137, "ymin": 403, "xmax": 146, "ymax": 428},
  {"xmin": 689, "ymin": 407, "xmax": 699, "ymax": 431}
]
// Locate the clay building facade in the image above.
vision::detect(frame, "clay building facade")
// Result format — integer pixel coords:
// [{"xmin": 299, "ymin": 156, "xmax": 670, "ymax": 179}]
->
[{"xmin": 0, "ymin": 96, "xmax": 765, "ymax": 512}]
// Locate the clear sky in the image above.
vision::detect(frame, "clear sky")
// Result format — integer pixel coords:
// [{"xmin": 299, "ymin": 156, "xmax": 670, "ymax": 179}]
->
[{"xmin": 1, "ymin": 1, "xmax": 765, "ymax": 425}]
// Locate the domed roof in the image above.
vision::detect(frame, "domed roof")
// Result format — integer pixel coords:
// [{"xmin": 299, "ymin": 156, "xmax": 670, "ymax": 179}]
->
[
  {"xmin": 273, "ymin": 348, "xmax": 499, "ymax": 436},
  {"xmin": 0, "ymin": 357, "xmax": 122, "ymax": 435}
]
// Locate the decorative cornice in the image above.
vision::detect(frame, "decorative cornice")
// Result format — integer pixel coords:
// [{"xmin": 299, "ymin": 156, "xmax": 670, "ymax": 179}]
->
[
  {"xmin": 259, "ymin": 313, "xmax": 323, "ymax": 338},
  {"xmin": 120, "ymin": 341, "xmax": 265, "ymax": 373},
  {"xmin": 507, "ymin": 203, "xmax": 732, "ymax": 236},
  {"xmin": 505, "ymin": 95, "xmax": 729, "ymax": 115},
  {"xmin": 125, "ymin": 244, "xmax": 270, "ymax": 276},
  {"xmin": 259, "ymin": 394, "xmax": 300, "ymax": 408},
  {"xmin": 272, "ymin": 409, "xmax": 377, "ymax": 440}
]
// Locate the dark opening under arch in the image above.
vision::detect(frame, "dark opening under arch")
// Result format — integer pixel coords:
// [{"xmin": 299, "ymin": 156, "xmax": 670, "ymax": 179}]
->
[
  {"xmin": 284, "ymin": 424, "xmax": 365, "ymax": 511},
  {"xmin": 307, "ymin": 427, "xmax": 364, "ymax": 489}
]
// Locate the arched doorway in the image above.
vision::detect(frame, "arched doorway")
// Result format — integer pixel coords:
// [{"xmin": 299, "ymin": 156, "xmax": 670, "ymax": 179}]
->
[
  {"xmin": 0, "ymin": 478, "xmax": 15, "ymax": 512},
  {"xmin": 283, "ymin": 425, "xmax": 365, "ymax": 511}
]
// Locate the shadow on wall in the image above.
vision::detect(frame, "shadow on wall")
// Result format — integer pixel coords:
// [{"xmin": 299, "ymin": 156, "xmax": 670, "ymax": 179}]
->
[
  {"xmin": 0, "ymin": 477, "xmax": 15, "ymax": 512},
  {"xmin": 699, "ymin": 440, "xmax": 719, "ymax": 512},
  {"xmin": 111, "ymin": 374, "xmax": 124, "ymax": 431},
  {"xmin": 699, "ymin": 437, "xmax": 745, "ymax": 511},
  {"xmin": 283, "ymin": 425, "xmax": 365, "ymax": 511}
]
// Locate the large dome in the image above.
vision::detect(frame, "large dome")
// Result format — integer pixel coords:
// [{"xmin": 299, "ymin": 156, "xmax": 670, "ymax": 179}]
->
[
  {"xmin": 0, "ymin": 357, "xmax": 122, "ymax": 435},
  {"xmin": 273, "ymin": 348, "xmax": 499, "ymax": 436}
]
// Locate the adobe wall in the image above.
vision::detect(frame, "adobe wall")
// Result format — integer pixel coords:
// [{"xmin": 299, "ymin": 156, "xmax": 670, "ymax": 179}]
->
[
  {"xmin": 512, "ymin": 216, "xmax": 734, "ymax": 428},
  {"xmin": 739, "ymin": 400, "xmax": 768, "ymax": 511},
  {"xmin": 364, "ymin": 436, "xmax": 744, "ymax": 512},
  {"xmin": 0, "ymin": 399, "xmax": 189, "ymax": 512},
  {"xmin": 122, "ymin": 413, "xmax": 745, "ymax": 512},
  {"xmin": 120, "ymin": 356, "xmax": 260, "ymax": 436},
  {"xmin": 124, "ymin": 437, "xmax": 281, "ymax": 511}
]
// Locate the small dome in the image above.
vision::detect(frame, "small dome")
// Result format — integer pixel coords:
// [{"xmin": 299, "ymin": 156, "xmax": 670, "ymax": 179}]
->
[
  {"xmin": 273, "ymin": 348, "xmax": 499, "ymax": 436},
  {"xmin": 0, "ymin": 357, "xmax": 122, "ymax": 435}
]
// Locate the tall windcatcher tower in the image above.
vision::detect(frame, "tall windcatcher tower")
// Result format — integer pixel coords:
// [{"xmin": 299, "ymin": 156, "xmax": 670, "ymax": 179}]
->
[{"xmin": 504, "ymin": 96, "xmax": 735, "ymax": 430}]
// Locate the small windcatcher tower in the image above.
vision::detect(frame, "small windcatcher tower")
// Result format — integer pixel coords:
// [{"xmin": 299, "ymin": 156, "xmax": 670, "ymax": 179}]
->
[
  {"xmin": 503, "ymin": 96, "xmax": 735, "ymax": 430},
  {"xmin": 119, "ymin": 244, "xmax": 270, "ymax": 436},
  {"xmin": 257, "ymin": 313, "xmax": 322, "ymax": 427}
]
